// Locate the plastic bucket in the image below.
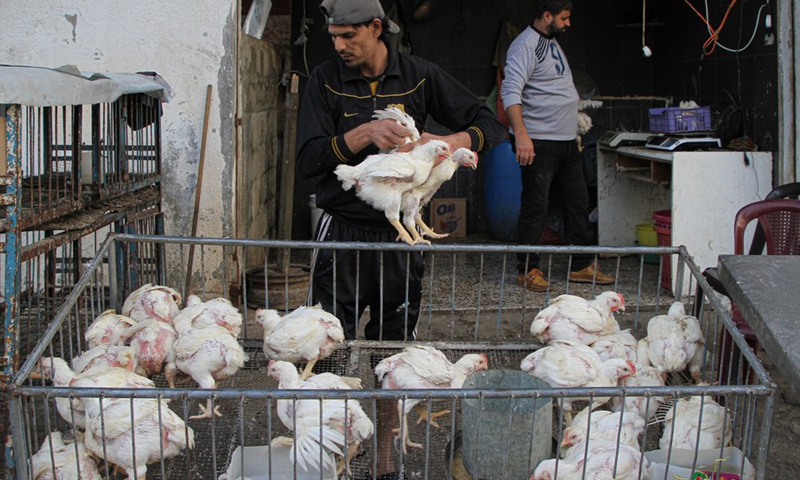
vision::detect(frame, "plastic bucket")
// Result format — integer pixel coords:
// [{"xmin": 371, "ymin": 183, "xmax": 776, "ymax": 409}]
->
[
  {"xmin": 653, "ymin": 210, "xmax": 672, "ymax": 290},
  {"xmin": 636, "ymin": 223, "xmax": 657, "ymax": 246},
  {"xmin": 482, "ymin": 140, "xmax": 522, "ymax": 242},
  {"xmin": 461, "ymin": 370, "xmax": 552, "ymax": 479}
]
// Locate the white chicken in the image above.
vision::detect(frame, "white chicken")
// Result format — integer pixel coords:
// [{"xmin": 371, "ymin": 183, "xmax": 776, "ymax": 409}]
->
[
  {"xmin": 123, "ymin": 319, "xmax": 178, "ymax": 387},
  {"xmin": 268, "ymin": 360, "xmax": 374, "ymax": 476},
  {"xmin": 84, "ymin": 310, "xmax": 137, "ymax": 349},
  {"xmin": 576, "ymin": 98, "xmax": 602, "ymax": 153},
  {"xmin": 71, "ymin": 345, "xmax": 138, "ymax": 374},
  {"xmin": 30, "ymin": 431, "xmax": 101, "ymax": 480},
  {"xmin": 255, "ymin": 304, "xmax": 344, "ymax": 380},
  {"xmin": 334, "ymin": 140, "xmax": 452, "ymax": 245},
  {"xmin": 533, "ymin": 440, "xmax": 647, "ymax": 480},
  {"xmin": 374, "ymin": 345, "xmax": 489, "ymax": 453},
  {"xmin": 530, "ymin": 291, "xmax": 625, "ymax": 345},
  {"xmin": 560, "ymin": 407, "xmax": 644, "ymax": 457},
  {"xmin": 590, "ymin": 329, "xmax": 638, "ymax": 363},
  {"xmin": 638, "ymin": 302, "xmax": 705, "ymax": 382},
  {"xmin": 34, "ymin": 357, "xmax": 154, "ymax": 429},
  {"xmin": 400, "ymin": 147, "xmax": 478, "ymax": 244},
  {"xmin": 183, "ymin": 294, "xmax": 243, "ymax": 337},
  {"xmin": 121, "ymin": 283, "xmax": 182, "ymax": 323},
  {"xmin": 81, "ymin": 386, "xmax": 195, "ymax": 480},
  {"xmin": 173, "ymin": 309, "xmax": 248, "ymax": 419},
  {"xmin": 610, "ymin": 364, "xmax": 666, "ymax": 422},
  {"xmin": 372, "ymin": 106, "xmax": 420, "ymax": 152},
  {"xmin": 520, "ymin": 340, "xmax": 636, "ymax": 423},
  {"xmin": 658, "ymin": 394, "xmax": 732, "ymax": 450}
]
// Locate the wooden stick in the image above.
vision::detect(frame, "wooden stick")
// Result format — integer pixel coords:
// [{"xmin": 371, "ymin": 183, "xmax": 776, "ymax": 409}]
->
[
  {"xmin": 185, "ymin": 84, "xmax": 213, "ymax": 298},
  {"xmin": 277, "ymin": 74, "xmax": 299, "ymax": 272}
]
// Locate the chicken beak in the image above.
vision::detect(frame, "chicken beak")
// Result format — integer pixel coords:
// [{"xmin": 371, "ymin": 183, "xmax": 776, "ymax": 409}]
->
[
  {"xmin": 29, "ymin": 370, "xmax": 43, "ymax": 380},
  {"xmin": 469, "ymin": 152, "xmax": 479, "ymax": 169}
]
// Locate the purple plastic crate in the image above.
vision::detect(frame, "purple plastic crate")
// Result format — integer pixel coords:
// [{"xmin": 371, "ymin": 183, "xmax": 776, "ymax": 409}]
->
[{"xmin": 648, "ymin": 106, "xmax": 711, "ymax": 133}]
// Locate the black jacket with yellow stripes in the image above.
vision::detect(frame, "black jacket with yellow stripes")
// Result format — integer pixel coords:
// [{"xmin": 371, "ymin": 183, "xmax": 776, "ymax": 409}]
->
[{"xmin": 296, "ymin": 42, "xmax": 506, "ymax": 231}]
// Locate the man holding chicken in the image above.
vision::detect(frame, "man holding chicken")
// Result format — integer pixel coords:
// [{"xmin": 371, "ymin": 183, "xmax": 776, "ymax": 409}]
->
[
  {"xmin": 295, "ymin": 0, "xmax": 505, "ymax": 478},
  {"xmin": 501, "ymin": 0, "xmax": 615, "ymax": 291}
]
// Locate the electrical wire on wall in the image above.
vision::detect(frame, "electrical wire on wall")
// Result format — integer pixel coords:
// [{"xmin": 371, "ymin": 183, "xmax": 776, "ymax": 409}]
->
[
  {"xmin": 290, "ymin": 0, "xmax": 311, "ymax": 79},
  {"xmin": 642, "ymin": 0, "xmax": 652, "ymax": 56},
  {"xmin": 683, "ymin": 0, "xmax": 769, "ymax": 55},
  {"xmin": 704, "ymin": 0, "xmax": 769, "ymax": 53}
]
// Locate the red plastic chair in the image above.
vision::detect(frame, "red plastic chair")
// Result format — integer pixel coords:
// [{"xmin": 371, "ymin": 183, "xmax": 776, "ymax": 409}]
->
[
  {"xmin": 734, "ymin": 198, "xmax": 800, "ymax": 255},
  {"xmin": 719, "ymin": 198, "xmax": 800, "ymax": 385}
]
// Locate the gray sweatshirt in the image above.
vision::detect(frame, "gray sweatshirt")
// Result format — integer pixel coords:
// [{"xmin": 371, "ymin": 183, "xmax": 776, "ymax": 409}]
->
[{"xmin": 501, "ymin": 26, "xmax": 579, "ymax": 141}]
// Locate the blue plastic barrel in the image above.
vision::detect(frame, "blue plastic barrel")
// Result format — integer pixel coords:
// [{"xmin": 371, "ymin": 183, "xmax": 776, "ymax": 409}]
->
[{"xmin": 482, "ymin": 139, "xmax": 521, "ymax": 242}]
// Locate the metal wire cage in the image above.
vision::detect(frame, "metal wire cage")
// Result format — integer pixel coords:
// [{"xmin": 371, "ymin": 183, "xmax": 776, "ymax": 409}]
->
[
  {"xmin": 1, "ymin": 97, "xmax": 161, "ymax": 231},
  {"xmin": 8, "ymin": 235, "xmax": 776, "ymax": 480}
]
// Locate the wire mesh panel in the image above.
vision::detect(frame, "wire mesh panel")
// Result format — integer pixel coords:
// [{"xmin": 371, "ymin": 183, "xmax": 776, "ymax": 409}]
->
[{"xmin": 9, "ymin": 236, "xmax": 776, "ymax": 480}]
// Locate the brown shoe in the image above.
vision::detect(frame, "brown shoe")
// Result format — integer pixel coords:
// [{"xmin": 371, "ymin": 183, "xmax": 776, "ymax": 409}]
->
[
  {"xmin": 569, "ymin": 262, "xmax": 615, "ymax": 284},
  {"xmin": 517, "ymin": 268, "xmax": 549, "ymax": 292}
]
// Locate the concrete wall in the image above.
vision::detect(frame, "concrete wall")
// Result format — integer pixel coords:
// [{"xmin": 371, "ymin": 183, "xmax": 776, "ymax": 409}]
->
[{"xmin": 1, "ymin": 0, "xmax": 238, "ymax": 293}]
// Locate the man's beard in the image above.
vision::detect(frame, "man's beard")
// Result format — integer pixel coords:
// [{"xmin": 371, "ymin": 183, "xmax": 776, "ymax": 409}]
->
[{"xmin": 547, "ymin": 22, "xmax": 566, "ymax": 37}]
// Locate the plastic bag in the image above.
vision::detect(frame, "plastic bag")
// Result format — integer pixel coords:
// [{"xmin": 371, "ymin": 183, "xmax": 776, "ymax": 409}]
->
[{"xmin": 243, "ymin": 0, "xmax": 272, "ymax": 39}]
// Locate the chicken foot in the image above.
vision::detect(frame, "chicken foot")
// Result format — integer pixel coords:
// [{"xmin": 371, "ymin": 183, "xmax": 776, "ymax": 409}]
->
[
  {"xmin": 415, "ymin": 214, "xmax": 448, "ymax": 240},
  {"xmin": 389, "ymin": 219, "xmax": 417, "ymax": 246},
  {"xmin": 299, "ymin": 358, "xmax": 318, "ymax": 380},
  {"xmin": 336, "ymin": 441, "xmax": 361, "ymax": 477},
  {"xmin": 392, "ymin": 407, "xmax": 424, "ymax": 454},
  {"xmin": 400, "ymin": 215, "xmax": 432, "ymax": 245},
  {"xmin": 412, "ymin": 403, "xmax": 450, "ymax": 428},
  {"xmin": 191, "ymin": 398, "xmax": 222, "ymax": 420},
  {"xmin": 396, "ymin": 228, "xmax": 431, "ymax": 245},
  {"xmin": 270, "ymin": 436, "xmax": 295, "ymax": 447}
]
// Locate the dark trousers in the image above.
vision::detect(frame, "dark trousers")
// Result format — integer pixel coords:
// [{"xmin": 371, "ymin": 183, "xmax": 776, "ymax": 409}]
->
[
  {"xmin": 309, "ymin": 213, "xmax": 424, "ymax": 341},
  {"xmin": 512, "ymin": 137, "xmax": 593, "ymax": 273}
]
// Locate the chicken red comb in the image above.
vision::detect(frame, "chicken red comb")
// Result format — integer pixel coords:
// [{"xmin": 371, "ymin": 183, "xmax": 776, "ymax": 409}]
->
[
  {"xmin": 618, "ymin": 293, "xmax": 625, "ymax": 306},
  {"xmin": 626, "ymin": 359, "xmax": 636, "ymax": 373}
]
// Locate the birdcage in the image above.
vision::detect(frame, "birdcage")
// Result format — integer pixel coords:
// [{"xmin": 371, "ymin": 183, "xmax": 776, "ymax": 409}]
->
[
  {"xmin": 7, "ymin": 236, "xmax": 775, "ymax": 480},
  {"xmin": 1, "ymin": 66, "xmax": 168, "ymax": 471}
]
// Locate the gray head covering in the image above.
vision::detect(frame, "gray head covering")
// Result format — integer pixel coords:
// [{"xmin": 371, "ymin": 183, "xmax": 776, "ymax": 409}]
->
[{"xmin": 320, "ymin": 0, "xmax": 400, "ymax": 34}]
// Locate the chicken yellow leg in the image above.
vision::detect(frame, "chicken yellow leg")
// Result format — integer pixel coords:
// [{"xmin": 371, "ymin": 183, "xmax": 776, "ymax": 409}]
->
[
  {"xmin": 389, "ymin": 219, "xmax": 416, "ymax": 246},
  {"xmin": 415, "ymin": 215, "xmax": 448, "ymax": 240},
  {"xmin": 336, "ymin": 441, "xmax": 361, "ymax": 476},
  {"xmin": 299, "ymin": 358, "xmax": 318, "ymax": 380},
  {"xmin": 412, "ymin": 403, "xmax": 450, "ymax": 428},
  {"xmin": 392, "ymin": 403, "xmax": 423, "ymax": 454},
  {"xmin": 191, "ymin": 397, "xmax": 222, "ymax": 420},
  {"xmin": 396, "ymin": 226, "xmax": 431, "ymax": 245}
]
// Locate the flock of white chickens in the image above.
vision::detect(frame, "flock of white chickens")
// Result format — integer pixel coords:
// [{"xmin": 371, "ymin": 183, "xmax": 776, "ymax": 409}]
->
[
  {"xmin": 334, "ymin": 107, "xmax": 479, "ymax": 245},
  {"xmin": 521, "ymin": 291, "xmax": 733, "ymax": 480},
  {"xmin": 28, "ymin": 282, "xmax": 737, "ymax": 480}
]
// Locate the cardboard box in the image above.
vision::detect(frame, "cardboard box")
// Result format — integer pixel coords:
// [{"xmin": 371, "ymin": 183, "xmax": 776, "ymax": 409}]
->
[{"xmin": 429, "ymin": 198, "xmax": 466, "ymax": 237}]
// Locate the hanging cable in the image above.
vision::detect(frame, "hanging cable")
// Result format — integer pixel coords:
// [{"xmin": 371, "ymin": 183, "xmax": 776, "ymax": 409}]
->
[
  {"xmin": 642, "ymin": 0, "xmax": 652, "ymax": 56},
  {"xmin": 683, "ymin": 0, "xmax": 739, "ymax": 55},
  {"xmin": 705, "ymin": 1, "xmax": 768, "ymax": 53}
]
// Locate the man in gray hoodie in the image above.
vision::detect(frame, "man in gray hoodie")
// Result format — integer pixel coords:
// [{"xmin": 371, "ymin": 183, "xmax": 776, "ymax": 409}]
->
[{"xmin": 501, "ymin": 0, "xmax": 614, "ymax": 291}]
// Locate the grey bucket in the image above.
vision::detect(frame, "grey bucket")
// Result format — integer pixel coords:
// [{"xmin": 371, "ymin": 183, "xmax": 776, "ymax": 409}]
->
[{"xmin": 461, "ymin": 370, "xmax": 552, "ymax": 480}]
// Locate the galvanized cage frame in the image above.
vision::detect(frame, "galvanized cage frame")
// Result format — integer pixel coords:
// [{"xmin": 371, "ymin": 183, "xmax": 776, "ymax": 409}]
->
[{"xmin": 8, "ymin": 234, "xmax": 777, "ymax": 480}]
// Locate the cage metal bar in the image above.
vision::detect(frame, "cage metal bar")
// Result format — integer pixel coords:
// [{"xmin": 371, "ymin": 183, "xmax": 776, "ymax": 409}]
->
[{"xmin": 8, "ymin": 235, "xmax": 779, "ymax": 480}]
